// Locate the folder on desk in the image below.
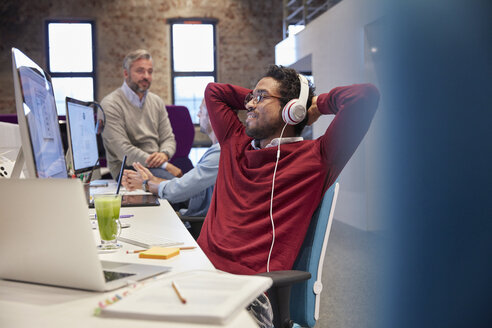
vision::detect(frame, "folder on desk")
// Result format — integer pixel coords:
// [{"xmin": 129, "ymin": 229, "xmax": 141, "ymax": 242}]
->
[{"xmin": 99, "ymin": 270, "xmax": 272, "ymax": 325}]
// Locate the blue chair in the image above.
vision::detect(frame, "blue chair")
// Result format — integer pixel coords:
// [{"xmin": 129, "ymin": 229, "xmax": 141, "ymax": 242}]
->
[{"xmin": 259, "ymin": 181, "xmax": 340, "ymax": 328}]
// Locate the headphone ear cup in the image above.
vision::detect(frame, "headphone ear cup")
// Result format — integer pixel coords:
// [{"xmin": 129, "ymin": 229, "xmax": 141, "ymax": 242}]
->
[{"xmin": 282, "ymin": 99, "xmax": 306, "ymax": 125}]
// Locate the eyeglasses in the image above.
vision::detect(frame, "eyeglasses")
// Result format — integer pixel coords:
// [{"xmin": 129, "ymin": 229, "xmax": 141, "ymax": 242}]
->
[{"xmin": 244, "ymin": 91, "xmax": 285, "ymax": 107}]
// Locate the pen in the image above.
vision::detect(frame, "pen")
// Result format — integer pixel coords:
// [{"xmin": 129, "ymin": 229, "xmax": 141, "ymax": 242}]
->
[
  {"xmin": 172, "ymin": 280, "xmax": 187, "ymax": 304},
  {"xmin": 126, "ymin": 246, "xmax": 196, "ymax": 254}
]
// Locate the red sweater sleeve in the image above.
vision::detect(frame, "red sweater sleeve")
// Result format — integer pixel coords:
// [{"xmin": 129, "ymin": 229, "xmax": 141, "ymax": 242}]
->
[
  {"xmin": 317, "ymin": 84, "xmax": 380, "ymax": 181},
  {"xmin": 204, "ymin": 83, "xmax": 251, "ymax": 144}
]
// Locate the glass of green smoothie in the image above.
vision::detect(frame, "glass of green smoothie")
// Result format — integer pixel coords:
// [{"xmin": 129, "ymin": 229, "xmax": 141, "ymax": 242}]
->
[{"xmin": 94, "ymin": 194, "xmax": 122, "ymax": 250}]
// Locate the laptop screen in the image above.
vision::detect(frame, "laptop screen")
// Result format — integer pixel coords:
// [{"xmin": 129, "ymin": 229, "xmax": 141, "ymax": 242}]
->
[{"xmin": 65, "ymin": 97, "xmax": 99, "ymax": 174}]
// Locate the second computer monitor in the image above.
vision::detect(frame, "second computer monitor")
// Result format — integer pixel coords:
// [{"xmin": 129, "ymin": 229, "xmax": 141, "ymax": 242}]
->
[{"xmin": 65, "ymin": 97, "xmax": 99, "ymax": 175}]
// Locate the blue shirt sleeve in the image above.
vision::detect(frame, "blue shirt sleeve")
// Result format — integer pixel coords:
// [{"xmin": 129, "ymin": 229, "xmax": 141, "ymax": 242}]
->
[{"xmin": 157, "ymin": 143, "xmax": 220, "ymax": 203}]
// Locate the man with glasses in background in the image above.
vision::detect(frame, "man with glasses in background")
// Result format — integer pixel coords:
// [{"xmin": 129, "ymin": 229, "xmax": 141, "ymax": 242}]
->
[
  {"xmin": 197, "ymin": 65, "xmax": 380, "ymax": 327},
  {"xmin": 101, "ymin": 49, "xmax": 179, "ymax": 180}
]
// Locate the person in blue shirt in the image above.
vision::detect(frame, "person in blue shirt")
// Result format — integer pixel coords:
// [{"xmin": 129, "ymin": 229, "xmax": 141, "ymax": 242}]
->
[{"xmin": 122, "ymin": 99, "xmax": 220, "ymax": 217}]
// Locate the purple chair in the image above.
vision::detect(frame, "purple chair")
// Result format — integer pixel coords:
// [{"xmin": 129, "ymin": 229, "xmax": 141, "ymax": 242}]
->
[
  {"xmin": 166, "ymin": 105, "xmax": 195, "ymax": 174},
  {"xmin": 0, "ymin": 114, "xmax": 18, "ymax": 124}
]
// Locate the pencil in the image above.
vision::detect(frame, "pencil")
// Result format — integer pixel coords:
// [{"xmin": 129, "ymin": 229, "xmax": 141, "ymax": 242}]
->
[
  {"xmin": 126, "ymin": 249, "xmax": 147, "ymax": 254},
  {"xmin": 172, "ymin": 280, "xmax": 187, "ymax": 304},
  {"xmin": 126, "ymin": 246, "xmax": 196, "ymax": 254}
]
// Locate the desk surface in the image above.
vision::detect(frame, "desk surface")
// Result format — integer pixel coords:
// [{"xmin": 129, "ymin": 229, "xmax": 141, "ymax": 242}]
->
[{"xmin": 0, "ymin": 200, "xmax": 259, "ymax": 328}]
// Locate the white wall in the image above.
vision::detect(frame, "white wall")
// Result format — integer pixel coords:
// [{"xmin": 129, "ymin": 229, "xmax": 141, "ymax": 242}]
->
[{"xmin": 276, "ymin": 0, "xmax": 385, "ymax": 230}]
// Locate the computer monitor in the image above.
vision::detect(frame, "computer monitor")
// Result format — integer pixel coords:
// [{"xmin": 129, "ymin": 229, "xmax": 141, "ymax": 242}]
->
[
  {"xmin": 65, "ymin": 97, "xmax": 100, "ymax": 175},
  {"xmin": 11, "ymin": 47, "xmax": 67, "ymax": 178}
]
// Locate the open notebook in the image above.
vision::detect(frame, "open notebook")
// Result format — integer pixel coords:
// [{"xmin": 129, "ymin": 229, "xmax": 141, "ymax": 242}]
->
[{"xmin": 99, "ymin": 270, "xmax": 272, "ymax": 325}]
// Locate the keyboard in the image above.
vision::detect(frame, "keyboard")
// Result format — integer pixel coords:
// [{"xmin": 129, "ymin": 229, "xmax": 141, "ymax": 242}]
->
[
  {"xmin": 103, "ymin": 270, "xmax": 135, "ymax": 282},
  {"xmin": 119, "ymin": 229, "xmax": 183, "ymax": 248}
]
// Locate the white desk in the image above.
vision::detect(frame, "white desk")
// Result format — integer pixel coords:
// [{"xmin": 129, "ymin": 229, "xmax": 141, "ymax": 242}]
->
[{"xmin": 0, "ymin": 200, "xmax": 259, "ymax": 328}]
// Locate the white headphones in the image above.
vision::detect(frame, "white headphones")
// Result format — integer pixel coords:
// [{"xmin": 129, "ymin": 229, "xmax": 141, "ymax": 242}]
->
[{"xmin": 281, "ymin": 74, "xmax": 309, "ymax": 125}]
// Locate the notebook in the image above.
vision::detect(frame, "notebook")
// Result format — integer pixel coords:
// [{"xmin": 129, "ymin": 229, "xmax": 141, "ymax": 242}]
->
[
  {"xmin": 99, "ymin": 270, "xmax": 273, "ymax": 324},
  {"xmin": 119, "ymin": 229, "xmax": 184, "ymax": 248},
  {"xmin": 0, "ymin": 178, "xmax": 170, "ymax": 292}
]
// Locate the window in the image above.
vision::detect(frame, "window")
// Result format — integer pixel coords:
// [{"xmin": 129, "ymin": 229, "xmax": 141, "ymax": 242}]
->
[
  {"xmin": 168, "ymin": 18, "xmax": 217, "ymax": 124},
  {"xmin": 45, "ymin": 20, "xmax": 96, "ymax": 115}
]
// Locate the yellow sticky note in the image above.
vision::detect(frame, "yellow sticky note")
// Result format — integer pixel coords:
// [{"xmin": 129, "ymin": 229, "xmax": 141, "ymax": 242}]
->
[{"xmin": 138, "ymin": 246, "xmax": 180, "ymax": 259}]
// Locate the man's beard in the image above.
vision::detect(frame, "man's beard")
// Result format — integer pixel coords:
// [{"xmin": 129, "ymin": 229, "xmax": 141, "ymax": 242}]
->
[
  {"xmin": 245, "ymin": 121, "xmax": 283, "ymax": 139},
  {"xmin": 127, "ymin": 78, "xmax": 150, "ymax": 93}
]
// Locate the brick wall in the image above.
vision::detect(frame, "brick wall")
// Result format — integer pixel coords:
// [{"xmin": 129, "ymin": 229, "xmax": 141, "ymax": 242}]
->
[{"xmin": 0, "ymin": 0, "xmax": 283, "ymax": 114}]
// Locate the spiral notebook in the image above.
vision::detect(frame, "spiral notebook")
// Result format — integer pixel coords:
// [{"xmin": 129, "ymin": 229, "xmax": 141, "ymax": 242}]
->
[{"xmin": 99, "ymin": 270, "xmax": 272, "ymax": 324}]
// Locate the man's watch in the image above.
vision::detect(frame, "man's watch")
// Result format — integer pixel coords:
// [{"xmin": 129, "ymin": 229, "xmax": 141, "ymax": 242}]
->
[{"xmin": 142, "ymin": 179, "xmax": 149, "ymax": 192}]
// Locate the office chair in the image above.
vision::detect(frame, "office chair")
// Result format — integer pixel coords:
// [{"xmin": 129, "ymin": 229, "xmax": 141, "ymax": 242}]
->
[
  {"xmin": 177, "ymin": 214, "xmax": 205, "ymax": 240},
  {"xmin": 166, "ymin": 105, "xmax": 195, "ymax": 174},
  {"xmin": 0, "ymin": 114, "xmax": 18, "ymax": 124},
  {"xmin": 259, "ymin": 181, "xmax": 340, "ymax": 328}
]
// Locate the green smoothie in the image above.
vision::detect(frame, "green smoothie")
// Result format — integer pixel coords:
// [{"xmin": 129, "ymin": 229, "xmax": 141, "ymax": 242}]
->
[{"xmin": 94, "ymin": 195, "xmax": 121, "ymax": 241}]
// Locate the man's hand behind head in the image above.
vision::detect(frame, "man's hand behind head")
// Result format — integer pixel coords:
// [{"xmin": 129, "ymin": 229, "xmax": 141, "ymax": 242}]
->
[{"xmin": 306, "ymin": 96, "xmax": 321, "ymax": 126}]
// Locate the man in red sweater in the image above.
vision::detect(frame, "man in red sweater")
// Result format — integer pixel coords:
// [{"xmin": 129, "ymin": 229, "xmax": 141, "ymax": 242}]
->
[{"xmin": 197, "ymin": 65, "xmax": 379, "ymax": 326}]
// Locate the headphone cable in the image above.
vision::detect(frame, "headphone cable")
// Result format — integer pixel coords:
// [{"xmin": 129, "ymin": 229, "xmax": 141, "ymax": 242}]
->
[{"xmin": 267, "ymin": 122, "xmax": 288, "ymax": 272}]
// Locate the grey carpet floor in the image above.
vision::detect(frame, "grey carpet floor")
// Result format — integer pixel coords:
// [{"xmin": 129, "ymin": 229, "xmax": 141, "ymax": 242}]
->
[{"xmin": 316, "ymin": 219, "xmax": 385, "ymax": 328}]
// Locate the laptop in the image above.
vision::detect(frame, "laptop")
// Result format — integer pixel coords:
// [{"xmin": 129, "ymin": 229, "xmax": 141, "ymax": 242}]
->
[{"xmin": 0, "ymin": 178, "xmax": 170, "ymax": 291}]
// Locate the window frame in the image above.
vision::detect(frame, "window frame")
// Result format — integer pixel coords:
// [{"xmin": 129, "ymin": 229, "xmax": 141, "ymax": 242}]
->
[
  {"xmin": 44, "ymin": 19, "xmax": 97, "ymax": 104},
  {"xmin": 167, "ymin": 17, "xmax": 218, "ymax": 111}
]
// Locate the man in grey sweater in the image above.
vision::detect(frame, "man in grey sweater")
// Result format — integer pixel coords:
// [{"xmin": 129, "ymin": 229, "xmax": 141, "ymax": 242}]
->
[{"xmin": 100, "ymin": 49, "xmax": 179, "ymax": 180}]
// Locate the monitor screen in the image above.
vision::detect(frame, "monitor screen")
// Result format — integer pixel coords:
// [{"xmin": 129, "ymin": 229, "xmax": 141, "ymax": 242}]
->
[
  {"xmin": 65, "ymin": 97, "xmax": 99, "ymax": 174},
  {"xmin": 11, "ymin": 48, "xmax": 67, "ymax": 178}
]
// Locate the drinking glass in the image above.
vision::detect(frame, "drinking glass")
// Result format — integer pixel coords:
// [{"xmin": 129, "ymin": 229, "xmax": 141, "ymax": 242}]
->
[{"xmin": 94, "ymin": 194, "xmax": 122, "ymax": 250}]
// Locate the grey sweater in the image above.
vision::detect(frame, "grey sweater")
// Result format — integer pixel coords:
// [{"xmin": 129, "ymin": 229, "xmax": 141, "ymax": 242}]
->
[{"xmin": 101, "ymin": 88, "xmax": 176, "ymax": 179}]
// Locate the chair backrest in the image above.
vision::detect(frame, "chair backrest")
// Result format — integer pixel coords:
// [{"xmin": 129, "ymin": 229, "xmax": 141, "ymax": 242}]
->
[
  {"xmin": 0, "ymin": 114, "xmax": 18, "ymax": 124},
  {"xmin": 166, "ymin": 105, "xmax": 195, "ymax": 174},
  {"xmin": 290, "ymin": 181, "xmax": 340, "ymax": 327}
]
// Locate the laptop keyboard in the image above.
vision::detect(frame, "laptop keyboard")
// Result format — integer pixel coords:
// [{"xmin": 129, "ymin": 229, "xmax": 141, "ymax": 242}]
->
[
  {"xmin": 119, "ymin": 229, "xmax": 183, "ymax": 248},
  {"xmin": 103, "ymin": 270, "xmax": 135, "ymax": 282}
]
